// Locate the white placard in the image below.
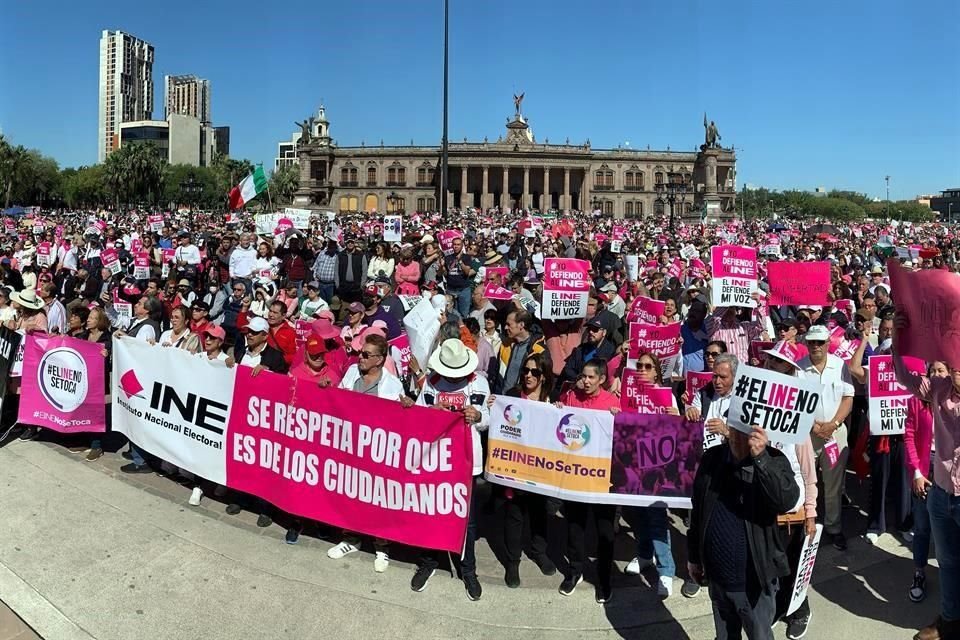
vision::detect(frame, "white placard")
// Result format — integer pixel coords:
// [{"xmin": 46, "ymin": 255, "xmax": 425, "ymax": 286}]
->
[{"xmin": 728, "ymin": 364, "xmax": 822, "ymax": 445}]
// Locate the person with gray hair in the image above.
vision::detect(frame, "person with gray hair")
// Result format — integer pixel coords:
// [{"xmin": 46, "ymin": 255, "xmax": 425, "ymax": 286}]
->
[{"xmin": 686, "ymin": 352, "xmax": 739, "ymax": 452}]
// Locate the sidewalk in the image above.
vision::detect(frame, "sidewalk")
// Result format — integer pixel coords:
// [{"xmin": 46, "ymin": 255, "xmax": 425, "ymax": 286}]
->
[
  {"xmin": 0, "ymin": 439, "xmax": 939, "ymax": 640},
  {"xmin": 0, "ymin": 601, "xmax": 40, "ymax": 640}
]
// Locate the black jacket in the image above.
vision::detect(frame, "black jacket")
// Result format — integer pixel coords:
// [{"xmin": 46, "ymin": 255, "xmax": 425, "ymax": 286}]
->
[
  {"xmin": 559, "ymin": 337, "xmax": 617, "ymax": 390},
  {"xmin": 233, "ymin": 343, "xmax": 289, "ymax": 375},
  {"xmin": 688, "ymin": 444, "xmax": 799, "ymax": 590}
]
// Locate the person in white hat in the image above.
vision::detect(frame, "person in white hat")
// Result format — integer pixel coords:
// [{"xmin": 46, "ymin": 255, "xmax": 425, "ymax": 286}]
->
[
  {"xmin": 410, "ymin": 338, "xmax": 490, "ymax": 601},
  {"xmin": 9, "ymin": 288, "xmax": 47, "ymax": 333}
]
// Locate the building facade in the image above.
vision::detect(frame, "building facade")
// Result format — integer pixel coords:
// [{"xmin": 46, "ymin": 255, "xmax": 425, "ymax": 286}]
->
[
  {"xmin": 275, "ymin": 106, "xmax": 330, "ymax": 171},
  {"xmin": 930, "ymin": 188, "xmax": 960, "ymax": 222},
  {"xmin": 293, "ymin": 105, "xmax": 736, "ymax": 220},
  {"xmin": 98, "ymin": 30, "xmax": 155, "ymax": 162},
  {"xmin": 119, "ymin": 114, "xmax": 219, "ymax": 166},
  {"xmin": 163, "ymin": 75, "xmax": 211, "ymax": 123}
]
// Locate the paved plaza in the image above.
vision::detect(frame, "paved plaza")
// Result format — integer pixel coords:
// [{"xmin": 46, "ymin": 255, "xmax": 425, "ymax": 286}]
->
[{"xmin": 0, "ymin": 438, "xmax": 939, "ymax": 640}]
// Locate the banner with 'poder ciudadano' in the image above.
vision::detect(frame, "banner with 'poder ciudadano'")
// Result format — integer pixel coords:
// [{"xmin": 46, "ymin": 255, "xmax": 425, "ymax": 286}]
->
[
  {"xmin": 485, "ymin": 397, "xmax": 703, "ymax": 508},
  {"xmin": 111, "ymin": 337, "xmax": 473, "ymax": 552}
]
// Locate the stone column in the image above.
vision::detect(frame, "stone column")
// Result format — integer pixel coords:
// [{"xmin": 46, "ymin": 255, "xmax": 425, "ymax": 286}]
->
[
  {"xmin": 543, "ymin": 167, "xmax": 551, "ymax": 210},
  {"xmin": 502, "ymin": 166, "xmax": 509, "ymax": 210},
  {"xmin": 522, "ymin": 166, "xmax": 530, "ymax": 210},
  {"xmin": 580, "ymin": 167, "xmax": 590, "ymax": 213},
  {"xmin": 563, "ymin": 168, "xmax": 570, "ymax": 211},
  {"xmin": 481, "ymin": 165, "xmax": 489, "ymax": 210},
  {"xmin": 460, "ymin": 166, "xmax": 468, "ymax": 208}
]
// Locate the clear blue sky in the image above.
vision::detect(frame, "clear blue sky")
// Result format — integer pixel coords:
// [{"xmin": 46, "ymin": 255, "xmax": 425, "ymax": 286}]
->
[{"xmin": 2, "ymin": 0, "xmax": 958, "ymax": 200}]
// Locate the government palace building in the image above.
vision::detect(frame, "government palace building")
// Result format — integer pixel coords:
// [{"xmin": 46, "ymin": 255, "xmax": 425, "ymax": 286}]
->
[{"xmin": 292, "ymin": 101, "xmax": 737, "ymax": 221}]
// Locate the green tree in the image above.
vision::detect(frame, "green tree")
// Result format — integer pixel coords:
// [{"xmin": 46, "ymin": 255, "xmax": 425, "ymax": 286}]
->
[
  {"xmin": 0, "ymin": 135, "xmax": 31, "ymax": 208},
  {"xmin": 269, "ymin": 163, "xmax": 299, "ymax": 206},
  {"xmin": 804, "ymin": 197, "xmax": 866, "ymax": 221},
  {"xmin": 162, "ymin": 164, "xmax": 218, "ymax": 209},
  {"xmin": 210, "ymin": 153, "xmax": 254, "ymax": 206},
  {"xmin": 102, "ymin": 144, "xmax": 165, "ymax": 210},
  {"xmin": 61, "ymin": 165, "xmax": 106, "ymax": 208}
]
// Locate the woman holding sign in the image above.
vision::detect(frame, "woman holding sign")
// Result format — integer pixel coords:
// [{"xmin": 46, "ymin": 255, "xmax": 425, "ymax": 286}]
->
[{"xmin": 620, "ymin": 351, "xmax": 680, "ymax": 598}]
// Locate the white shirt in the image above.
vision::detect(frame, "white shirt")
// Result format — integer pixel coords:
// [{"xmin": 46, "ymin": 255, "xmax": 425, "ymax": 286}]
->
[
  {"xmin": 229, "ymin": 245, "xmax": 258, "ymax": 279},
  {"xmin": 797, "ymin": 353, "xmax": 854, "ymax": 423},
  {"xmin": 692, "ymin": 389, "xmax": 732, "ymax": 450},
  {"xmin": 175, "ymin": 244, "xmax": 202, "ymax": 265},
  {"xmin": 45, "ymin": 299, "xmax": 67, "ymax": 335}
]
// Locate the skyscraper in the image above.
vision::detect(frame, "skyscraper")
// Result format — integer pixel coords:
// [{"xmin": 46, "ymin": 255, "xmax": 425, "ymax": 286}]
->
[
  {"xmin": 98, "ymin": 30, "xmax": 155, "ymax": 162},
  {"xmin": 163, "ymin": 75, "xmax": 211, "ymax": 124}
]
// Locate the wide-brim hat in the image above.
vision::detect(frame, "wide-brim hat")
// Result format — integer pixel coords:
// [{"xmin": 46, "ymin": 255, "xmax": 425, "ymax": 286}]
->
[
  {"xmin": 428, "ymin": 338, "xmax": 478, "ymax": 378},
  {"xmin": 763, "ymin": 340, "xmax": 801, "ymax": 369},
  {"xmin": 10, "ymin": 288, "xmax": 44, "ymax": 310},
  {"xmin": 483, "ymin": 251, "xmax": 501, "ymax": 266}
]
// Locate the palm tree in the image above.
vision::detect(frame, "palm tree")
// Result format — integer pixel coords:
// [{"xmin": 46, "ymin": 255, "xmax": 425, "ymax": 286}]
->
[
  {"xmin": 269, "ymin": 164, "xmax": 300, "ymax": 205},
  {"xmin": 0, "ymin": 135, "xmax": 31, "ymax": 209}
]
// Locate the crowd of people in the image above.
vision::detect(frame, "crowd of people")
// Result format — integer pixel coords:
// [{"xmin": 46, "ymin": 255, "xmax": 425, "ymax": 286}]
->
[{"xmin": 2, "ymin": 204, "xmax": 958, "ymax": 640}]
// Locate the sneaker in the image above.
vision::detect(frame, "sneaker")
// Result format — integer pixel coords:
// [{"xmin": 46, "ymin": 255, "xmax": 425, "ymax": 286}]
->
[
  {"xmin": 830, "ymin": 532, "xmax": 848, "ymax": 551},
  {"xmin": 531, "ymin": 553, "xmax": 557, "ymax": 577},
  {"xmin": 225, "ymin": 503, "xmax": 242, "ymax": 515},
  {"xmin": 327, "ymin": 541, "xmax": 359, "ymax": 559},
  {"xmin": 188, "ymin": 487, "xmax": 203, "ymax": 506},
  {"xmin": 121, "ymin": 449, "xmax": 134, "ymax": 460},
  {"xmin": 865, "ymin": 532, "xmax": 880, "ymax": 545},
  {"xmin": 595, "ymin": 584, "xmax": 613, "ymax": 604},
  {"xmin": 374, "ymin": 551, "xmax": 389, "ymax": 573},
  {"xmin": 256, "ymin": 514, "xmax": 272, "ymax": 528},
  {"xmin": 18, "ymin": 427, "xmax": 39, "ymax": 441},
  {"xmin": 120, "ymin": 463, "xmax": 152, "ymax": 474},
  {"xmin": 681, "ymin": 579, "xmax": 701, "ymax": 598},
  {"xmin": 901, "ymin": 530, "xmax": 915, "ymax": 544},
  {"xmin": 504, "ymin": 564, "xmax": 521, "ymax": 588},
  {"xmin": 213, "ymin": 485, "xmax": 228, "ymax": 498},
  {"xmin": 625, "ymin": 556, "xmax": 655, "ymax": 575},
  {"xmin": 285, "ymin": 527, "xmax": 301, "ymax": 544},
  {"xmin": 909, "ymin": 572, "xmax": 927, "ymax": 603},
  {"xmin": 657, "ymin": 575, "xmax": 674, "ymax": 597},
  {"xmin": 559, "ymin": 574, "xmax": 583, "ymax": 596},
  {"xmin": 410, "ymin": 566, "xmax": 435, "ymax": 592},
  {"xmin": 463, "ymin": 574, "xmax": 482, "ymax": 601},
  {"xmin": 786, "ymin": 612, "xmax": 812, "ymax": 639},
  {"xmin": 85, "ymin": 448, "xmax": 103, "ymax": 462}
]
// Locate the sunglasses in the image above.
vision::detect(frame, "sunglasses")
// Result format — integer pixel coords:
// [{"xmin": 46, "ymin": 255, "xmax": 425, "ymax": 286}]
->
[
  {"xmin": 778, "ymin": 325, "xmax": 794, "ymax": 332},
  {"xmin": 358, "ymin": 350, "xmax": 381, "ymax": 359},
  {"xmin": 806, "ymin": 339, "xmax": 826, "ymax": 346},
  {"xmin": 521, "ymin": 367, "xmax": 542, "ymax": 378},
  {"xmin": 247, "ymin": 330, "xmax": 266, "ymax": 336},
  {"xmin": 705, "ymin": 350, "xmax": 722, "ymax": 357},
  {"xmin": 637, "ymin": 362, "xmax": 656, "ymax": 371}
]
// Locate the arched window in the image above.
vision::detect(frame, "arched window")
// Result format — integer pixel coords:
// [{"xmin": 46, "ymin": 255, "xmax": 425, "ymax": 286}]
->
[
  {"xmin": 387, "ymin": 196, "xmax": 405, "ymax": 213},
  {"xmin": 426, "ymin": 197, "xmax": 435, "ymax": 211},
  {"xmin": 366, "ymin": 165, "xmax": 377, "ymax": 186},
  {"xmin": 636, "ymin": 171, "xmax": 644, "ymax": 190},
  {"xmin": 625, "ymin": 201, "xmax": 634, "ymax": 217},
  {"xmin": 637, "ymin": 200, "xmax": 644, "ymax": 216},
  {"xmin": 339, "ymin": 165, "xmax": 357, "ymax": 186},
  {"xmin": 387, "ymin": 163, "xmax": 406, "ymax": 187},
  {"xmin": 417, "ymin": 197, "xmax": 426, "ymax": 211}
]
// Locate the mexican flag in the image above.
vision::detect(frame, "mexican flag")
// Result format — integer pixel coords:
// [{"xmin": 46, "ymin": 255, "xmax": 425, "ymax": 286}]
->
[{"xmin": 228, "ymin": 166, "xmax": 267, "ymax": 210}]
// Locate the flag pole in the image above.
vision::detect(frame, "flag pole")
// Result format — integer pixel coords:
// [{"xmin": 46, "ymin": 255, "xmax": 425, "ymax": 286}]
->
[{"xmin": 440, "ymin": 0, "xmax": 449, "ymax": 215}]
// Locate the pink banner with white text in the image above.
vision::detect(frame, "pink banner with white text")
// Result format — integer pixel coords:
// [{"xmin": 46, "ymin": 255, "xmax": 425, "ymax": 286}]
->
[{"xmin": 767, "ymin": 261, "xmax": 831, "ymax": 306}]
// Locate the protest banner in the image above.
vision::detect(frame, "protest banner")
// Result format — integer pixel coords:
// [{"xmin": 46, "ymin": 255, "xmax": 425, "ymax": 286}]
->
[
  {"xmin": 627, "ymin": 296, "xmax": 665, "ymax": 324},
  {"xmin": 483, "ymin": 266, "xmax": 508, "ymax": 284},
  {"xmin": 19, "ymin": 335, "xmax": 106, "ymax": 433},
  {"xmin": 133, "ymin": 252, "xmax": 150, "ymax": 279},
  {"xmin": 403, "ymin": 296, "xmax": 440, "ymax": 372},
  {"xmin": 767, "ymin": 262, "xmax": 831, "ymax": 306},
  {"xmin": 437, "ymin": 230, "xmax": 461, "ymax": 255},
  {"xmin": 868, "ymin": 355, "xmax": 925, "ymax": 435},
  {"xmin": 294, "ymin": 320, "xmax": 312, "ymax": 350},
  {"xmin": 620, "ymin": 370, "xmax": 675, "ymax": 414},
  {"xmin": 830, "ymin": 331, "xmax": 861, "ymax": 363},
  {"xmin": 834, "ymin": 299, "xmax": 855, "ymax": 321},
  {"xmin": 680, "ymin": 244, "xmax": 699, "ymax": 260},
  {"xmin": 887, "ymin": 259, "xmax": 960, "ymax": 368},
  {"xmin": 148, "ymin": 214, "xmax": 164, "ymax": 232},
  {"xmin": 628, "ymin": 321, "xmax": 681, "ymax": 381},
  {"xmin": 541, "ymin": 258, "xmax": 591, "ymax": 320},
  {"xmin": 254, "ymin": 210, "xmax": 311, "ymax": 235},
  {"xmin": 710, "ymin": 246, "xmax": 757, "ymax": 308},
  {"xmin": 609, "ymin": 240, "xmax": 622, "ymax": 254},
  {"xmin": 749, "ymin": 340, "xmax": 775, "ymax": 365},
  {"xmin": 273, "ymin": 218, "xmax": 294, "ymax": 236},
  {"xmin": 3, "ymin": 219, "xmax": 15, "ymax": 235},
  {"xmin": 0, "ymin": 328, "xmax": 22, "ymax": 411},
  {"xmin": 612, "ymin": 225, "xmax": 626, "ymax": 241},
  {"xmin": 32, "ymin": 219, "xmax": 45, "ymax": 235},
  {"xmin": 113, "ymin": 291, "xmax": 132, "ymax": 327},
  {"xmin": 667, "ymin": 259, "xmax": 683, "ymax": 281},
  {"xmin": 685, "ymin": 371, "xmax": 713, "ymax": 404},
  {"xmin": 112, "ymin": 337, "xmax": 472, "ymax": 552},
  {"xmin": 760, "ymin": 243, "xmax": 782, "ymax": 257},
  {"xmin": 36, "ymin": 242, "xmax": 53, "ymax": 267},
  {"xmin": 625, "ymin": 255, "xmax": 639, "ymax": 281},
  {"xmin": 389, "ymin": 334, "xmax": 412, "ymax": 378},
  {"xmin": 383, "ymin": 215, "xmax": 402, "ymax": 242},
  {"xmin": 786, "ymin": 524, "xmax": 823, "ymax": 616},
  {"xmin": 101, "ymin": 248, "xmax": 121, "ymax": 275},
  {"xmin": 9, "ymin": 329, "xmax": 24, "ymax": 378},
  {"xmin": 728, "ymin": 364, "xmax": 822, "ymax": 445},
  {"xmin": 690, "ymin": 258, "xmax": 706, "ymax": 279},
  {"xmin": 483, "ymin": 282, "xmax": 514, "ymax": 301},
  {"xmin": 486, "ymin": 397, "xmax": 702, "ymax": 508}
]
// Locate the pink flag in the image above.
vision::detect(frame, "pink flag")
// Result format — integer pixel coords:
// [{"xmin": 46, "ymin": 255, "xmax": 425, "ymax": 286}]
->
[
  {"xmin": 767, "ymin": 262, "xmax": 831, "ymax": 306},
  {"xmin": 18, "ymin": 335, "xmax": 106, "ymax": 433}
]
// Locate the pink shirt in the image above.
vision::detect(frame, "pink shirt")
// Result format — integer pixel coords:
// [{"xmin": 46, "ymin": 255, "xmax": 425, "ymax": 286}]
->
[
  {"xmin": 895, "ymin": 353, "xmax": 960, "ymax": 496},
  {"xmin": 560, "ymin": 388, "xmax": 619, "ymax": 412},
  {"xmin": 393, "ymin": 261, "xmax": 421, "ymax": 295},
  {"xmin": 904, "ymin": 396, "xmax": 934, "ymax": 479}
]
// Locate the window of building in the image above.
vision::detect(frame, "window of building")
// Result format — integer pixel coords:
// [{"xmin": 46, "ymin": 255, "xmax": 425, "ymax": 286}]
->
[
  {"xmin": 310, "ymin": 162, "xmax": 325, "ymax": 182},
  {"xmin": 655, "ymin": 172, "xmax": 664, "ymax": 185},
  {"xmin": 340, "ymin": 166, "xmax": 357, "ymax": 186},
  {"xmin": 417, "ymin": 198, "xmax": 426, "ymax": 211},
  {"xmin": 367, "ymin": 166, "xmax": 377, "ymax": 186},
  {"xmin": 386, "ymin": 196, "xmax": 405, "ymax": 213},
  {"xmin": 625, "ymin": 201, "xmax": 634, "ymax": 217},
  {"xmin": 654, "ymin": 200, "xmax": 664, "ymax": 215},
  {"xmin": 603, "ymin": 201, "xmax": 613, "ymax": 215},
  {"xmin": 426, "ymin": 197, "xmax": 435, "ymax": 211}
]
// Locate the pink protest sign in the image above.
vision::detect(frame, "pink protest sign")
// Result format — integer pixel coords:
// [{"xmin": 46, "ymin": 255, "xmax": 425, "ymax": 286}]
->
[
  {"xmin": 627, "ymin": 296, "xmax": 665, "ymax": 324},
  {"xmin": 667, "ymin": 259, "xmax": 683, "ymax": 281},
  {"xmin": 226, "ymin": 367, "xmax": 473, "ymax": 553},
  {"xmin": 629, "ymin": 321, "xmax": 682, "ymax": 361},
  {"xmin": 148, "ymin": 214, "xmax": 164, "ymax": 232},
  {"xmin": 35, "ymin": 242, "xmax": 53, "ymax": 267},
  {"xmin": 767, "ymin": 262, "xmax": 831, "ymax": 306},
  {"xmin": 711, "ymin": 245, "xmax": 757, "ymax": 308},
  {"xmin": 437, "ymin": 230, "xmax": 462, "ymax": 255},
  {"xmin": 133, "ymin": 253, "xmax": 150, "ymax": 279},
  {"xmin": 101, "ymin": 248, "xmax": 121, "ymax": 275},
  {"xmin": 93, "ymin": 220, "xmax": 107, "ymax": 233},
  {"xmin": 867, "ymin": 355, "xmax": 925, "ymax": 435},
  {"xmin": 594, "ymin": 233, "xmax": 608, "ymax": 245},
  {"xmin": 483, "ymin": 282, "xmax": 514, "ymax": 301},
  {"xmin": 685, "ymin": 371, "xmax": 713, "ymax": 403},
  {"xmin": 294, "ymin": 320, "xmax": 313, "ymax": 349},
  {"xmin": 612, "ymin": 225, "xmax": 626, "ymax": 241},
  {"xmin": 130, "ymin": 237, "xmax": 143, "ymax": 254},
  {"xmin": 887, "ymin": 260, "xmax": 960, "ymax": 368},
  {"xmin": 834, "ymin": 299, "xmax": 855, "ymax": 321},
  {"xmin": 389, "ymin": 334, "xmax": 412, "ymax": 378},
  {"xmin": 483, "ymin": 266, "xmax": 508, "ymax": 284},
  {"xmin": 690, "ymin": 258, "xmax": 706, "ymax": 279},
  {"xmin": 4, "ymin": 219, "xmax": 15, "ymax": 234},
  {"xmin": 274, "ymin": 217, "xmax": 294, "ymax": 235},
  {"xmin": 620, "ymin": 370, "xmax": 674, "ymax": 414},
  {"xmin": 18, "ymin": 335, "xmax": 106, "ymax": 433},
  {"xmin": 541, "ymin": 258, "xmax": 591, "ymax": 320}
]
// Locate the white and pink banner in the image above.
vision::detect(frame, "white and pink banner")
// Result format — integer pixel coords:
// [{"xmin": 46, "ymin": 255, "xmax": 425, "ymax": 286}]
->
[
  {"xmin": 620, "ymin": 370, "xmax": 675, "ymax": 414},
  {"xmin": 112, "ymin": 337, "xmax": 472, "ymax": 552},
  {"xmin": 101, "ymin": 248, "xmax": 121, "ymax": 275},
  {"xmin": 710, "ymin": 245, "xmax": 757, "ymax": 308},
  {"xmin": 627, "ymin": 296, "xmax": 665, "ymax": 324},
  {"xmin": 19, "ymin": 335, "xmax": 106, "ymax": 433},
  {"xmin": 133, "ymin": 252, "xmax": 150, "ymax": 279},
  {"xmin": 868, "ymin": 355, "xmax": 925, "ymax": 435},
  {"xmin": 541, "ymin": 258, "xmax": 591, "ymax": 320},
  {"xmin": 35, "ymin": 241, "xmax": 54, "ymax": 267},
  {"xmin": 148, "ymin": 214, "xmax": 164, "ymax": 233}
]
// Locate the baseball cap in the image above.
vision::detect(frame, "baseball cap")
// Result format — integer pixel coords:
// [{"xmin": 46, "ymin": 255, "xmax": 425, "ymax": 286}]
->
[
  {"xmin": 306, "ymin": 280, "xmax": 320, "ymax": 290},
  {"xmin": 246, "ymin": 317, "xmax": 269, "ymax": 333},
  {"xmin": 347, "ymin": 302, "xmax": 365, "ymax": 314},
  {"xmin": 305, "ymin": 335, "xmax": 327, "ymax": 356},
  {"xmin": 204, "ymin": 325, "xmax": 226, "ymax": 341},
  {"xmin": 805, "ymin": 325, "xmax": 830, "ymax": 342}
]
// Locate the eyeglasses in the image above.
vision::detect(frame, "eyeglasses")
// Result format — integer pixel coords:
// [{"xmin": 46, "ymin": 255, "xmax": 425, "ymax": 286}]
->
[
  {"xmin": 233, "ymin": 288, "xmax": 245, "ymax": 293},
  {"xmin": 777, "ymin": 325, "xmax": 794, "ymax": 332},
  {"xmin": 705, "ymin": 351, "xmax": 723, "ymax": 358},
  {"xmin": 806, "ymin": 340, "xmax": 826, "ymax": 346},
  {"xmin": 637, "ymin": 362, "xmax": 656, "ymax": 371},
  {"xmin": 359, "ymin": 350, "xmax": 382, "ymax": 359},
  {"xmin": 521, "ymin": 367, "xmax": 542, "ymax": 378}
]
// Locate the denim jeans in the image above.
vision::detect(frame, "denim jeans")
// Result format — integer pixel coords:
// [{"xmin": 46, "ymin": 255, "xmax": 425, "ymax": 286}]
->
[
  {"xmin": 318, "ymin": 283, "xmax": 335, "ymax": 304},
  {"xmin": 449, "ymin": 287, "xmax": 472, "ymax": 318},
  {"xmin": 912, "ymin": 492, "xmax": 932, "ymax": 569},
  {"xmin": 928, "ymin": 484, "xmax": 960, "ymax": 621},
  {"xmin": 624, "ymin": 506, "xmax": 676, "ymax": 579},
  {"xmin": 129, "ymin": 443, "xmax": 146, "ymax": 467},
  {"xmin": 418, "ymin": 477, "xmax": 480, "ymax": 577}
]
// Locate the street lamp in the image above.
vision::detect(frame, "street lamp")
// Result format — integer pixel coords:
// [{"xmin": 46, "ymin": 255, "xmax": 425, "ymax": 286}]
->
[
  {"xmin": 949, "ymin": 202, "xmax": 954, "ymax": 223},
  {"xmin": 654, "ymin": 174, "xmax": 689, "ymax": 231},
  {"xmin": 179, "ymin": 174, "xmax": 203, "ymax": 232},
  {"xmin": 387, "ymin": 191, "xmax": 401, "ymax": 214}
]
